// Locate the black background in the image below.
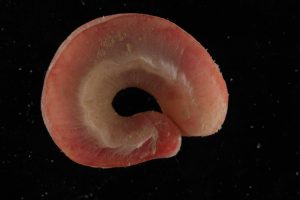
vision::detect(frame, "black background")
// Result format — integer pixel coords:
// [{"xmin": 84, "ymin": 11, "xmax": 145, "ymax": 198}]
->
[{"xmin": 0, "ymin": 0, "xmax": 299, "ymax": 199}]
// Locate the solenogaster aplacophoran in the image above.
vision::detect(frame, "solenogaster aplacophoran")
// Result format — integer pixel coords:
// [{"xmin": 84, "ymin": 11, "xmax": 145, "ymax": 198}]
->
[{"xmin": 41, "ymin": 13, "xmax": 228, "ymax": 168}]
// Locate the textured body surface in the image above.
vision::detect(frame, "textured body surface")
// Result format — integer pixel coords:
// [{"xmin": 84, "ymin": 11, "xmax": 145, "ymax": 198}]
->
[{"xmin": 41, "ymin": 14, "xmax": 228, "ymax": 168}]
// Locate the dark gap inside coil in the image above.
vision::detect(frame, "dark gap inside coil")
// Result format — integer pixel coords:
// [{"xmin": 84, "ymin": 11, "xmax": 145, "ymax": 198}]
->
[{"xmin": 112, "ymin": 87, "xmax": 162, "ymax": 117}]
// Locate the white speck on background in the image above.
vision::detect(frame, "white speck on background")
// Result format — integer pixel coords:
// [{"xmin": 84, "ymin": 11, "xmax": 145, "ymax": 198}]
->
[
  {"xmin": 41, "ymin": 191, "xmax": 48, "ymax": 197},
  {"xmin": 268, "ymin": 167, "xmax": 272, "ymax": 171},
  {"xmin": 229, "ymin": 78, "xmax": 234, "ymax": 82},
  {"xmin": 295, "ymin": 68, "xmax": 299, "ymax": 73},
  {"xmin": 226, "ymin": 35, "xmax": 230, "ymax": 39},
  {"xmin": 81, "ymin": 0, "xmax": 86, "ymax": 6},
  {"xmin": 296, "ymin": 171, "xmax": 299, "ymax": 176},
  {"xmin": 256, "ymin": 143, "xmax": 261, "ymax": 149},
  {"xmin": 250, "ymin": 125, "xmax": 254, "ymax": 129},
  {"xmin": 18, "ymin": 67, "xmax": 22, "ymax": 71}
]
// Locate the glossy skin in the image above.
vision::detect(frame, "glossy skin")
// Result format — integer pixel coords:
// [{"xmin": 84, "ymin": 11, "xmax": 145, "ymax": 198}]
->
[{"xmin": 41, "ymin": 13, "xmax": 228, "ymax": 168}]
